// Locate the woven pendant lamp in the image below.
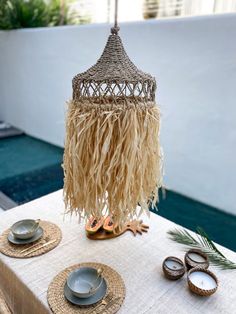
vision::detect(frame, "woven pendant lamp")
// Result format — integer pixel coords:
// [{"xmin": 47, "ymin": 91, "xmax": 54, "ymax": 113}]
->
[{"xmin": 63, "ymin": 0, "xmax": 163, "ymax": 229}]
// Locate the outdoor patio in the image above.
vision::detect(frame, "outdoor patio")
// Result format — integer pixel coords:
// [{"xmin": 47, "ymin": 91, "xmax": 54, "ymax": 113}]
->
[{"xmin": 0, "ymin": 1, "xmax": 236, "ymax": 313}]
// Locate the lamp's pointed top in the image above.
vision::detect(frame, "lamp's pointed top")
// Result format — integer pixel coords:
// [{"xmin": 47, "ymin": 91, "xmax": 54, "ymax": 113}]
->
[
  {"xmin": 72, "ymin": 0, "xmax": 156, "ymax": 102},
  {"xmin": 73, "ymin": 33, "xmax": 154, "ymax": 83}
]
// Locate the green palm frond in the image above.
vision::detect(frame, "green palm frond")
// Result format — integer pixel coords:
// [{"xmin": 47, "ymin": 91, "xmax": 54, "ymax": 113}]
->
[{"xmin": 167, "ymin": 228, "xmax": 236, "ymax": 270}]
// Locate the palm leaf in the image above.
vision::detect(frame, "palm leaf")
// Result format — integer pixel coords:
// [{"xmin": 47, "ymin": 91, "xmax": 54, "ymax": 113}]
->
[
  {"xmin": 196, "ymin": 227, "xmax": 225, "ymax": 258},
  {"xmin": 167, "ymin": 228, "xmax": 236, "ymax": 270}
]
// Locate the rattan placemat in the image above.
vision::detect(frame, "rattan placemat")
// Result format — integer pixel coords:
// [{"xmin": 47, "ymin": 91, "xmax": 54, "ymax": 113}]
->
[
  {"xmin": 0, "ymin": 220, "xmax": 62, "ymax": 258},
  {"xmin": 47, "ymin": 262, "xmax": 125, "ymax": 314}
]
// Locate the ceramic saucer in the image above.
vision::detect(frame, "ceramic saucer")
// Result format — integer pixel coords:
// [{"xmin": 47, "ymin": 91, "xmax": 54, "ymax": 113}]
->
[
  {"xmin": 64, "ymin": 278, "xmax": 107, "ymax": 306},
  {"xmin": 8, "ymin": 227, "xmax": 44, "ymax": 245}
]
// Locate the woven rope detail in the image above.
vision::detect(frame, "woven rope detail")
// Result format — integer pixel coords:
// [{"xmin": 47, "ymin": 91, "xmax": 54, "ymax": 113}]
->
[{"xmin": 73, "ymin": 34, "xmax": 156, "ymax": 102}]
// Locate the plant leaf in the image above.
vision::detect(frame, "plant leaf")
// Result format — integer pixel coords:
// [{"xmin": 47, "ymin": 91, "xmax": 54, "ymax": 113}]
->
[{"xmin": 167, "ymin": 227, "xmax": 236, "ymax": 270}]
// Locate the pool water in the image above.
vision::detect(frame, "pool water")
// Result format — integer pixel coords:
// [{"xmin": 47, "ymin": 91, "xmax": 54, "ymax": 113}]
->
[{"xmin": 0, "ymin": 135, "xmax": 235, "ymax": 251}]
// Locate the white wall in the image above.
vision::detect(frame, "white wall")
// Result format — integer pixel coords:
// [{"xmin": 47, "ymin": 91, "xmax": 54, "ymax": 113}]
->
[{"xmin": 0, "ymin": 14, "xmax": 236, "ymax": 215}]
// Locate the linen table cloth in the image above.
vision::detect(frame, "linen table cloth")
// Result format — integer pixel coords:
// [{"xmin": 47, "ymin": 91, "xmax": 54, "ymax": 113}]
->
[{"xmin": 0, "ymin": 190, "xmax": 235, "ymax": 314}]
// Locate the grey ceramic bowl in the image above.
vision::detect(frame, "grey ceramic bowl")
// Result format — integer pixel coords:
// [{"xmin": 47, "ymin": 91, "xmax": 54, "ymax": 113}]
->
[
  {"xmin": 11, "ymin": 219, "xmax": 40, "ymax": 240},
  {"xmin": 67, "ymin": 267, "xmax": 103, "ymax": 299}
]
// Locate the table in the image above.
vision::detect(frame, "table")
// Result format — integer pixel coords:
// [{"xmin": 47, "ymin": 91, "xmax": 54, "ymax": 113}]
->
[{"xmin": 0, "ymin": 190, "xmax": 235, "ymax": 314}]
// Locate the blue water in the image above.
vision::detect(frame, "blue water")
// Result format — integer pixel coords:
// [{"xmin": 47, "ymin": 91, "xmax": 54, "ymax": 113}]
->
[{"xmin": 0, "ymin": 135, "xmax": 235, "ymax": 251}]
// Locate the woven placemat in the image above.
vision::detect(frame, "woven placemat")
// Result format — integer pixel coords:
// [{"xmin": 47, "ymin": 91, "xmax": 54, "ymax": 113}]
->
[
  {"xmin": 0, "ymin": 221, "xmax": 62, "ymax": 258},
  {"xmin": 47, "ymin": 262, "xmax": 125, "ymax": 314}
]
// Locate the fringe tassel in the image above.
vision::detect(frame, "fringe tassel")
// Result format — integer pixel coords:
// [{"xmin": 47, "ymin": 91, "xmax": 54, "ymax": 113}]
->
[{"xmin": 63, "ymin": 99, "xmax": 163, "ymax": 228}]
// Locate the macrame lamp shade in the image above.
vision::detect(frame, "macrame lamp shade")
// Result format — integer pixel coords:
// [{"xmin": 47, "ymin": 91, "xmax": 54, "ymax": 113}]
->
[{"xmin": 63, "ymin": 2, "xmax": 162, "ymax": 228}]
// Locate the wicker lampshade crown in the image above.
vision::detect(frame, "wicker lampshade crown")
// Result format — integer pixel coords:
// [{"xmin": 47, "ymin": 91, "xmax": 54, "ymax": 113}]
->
[{"xmin": 72, "ymin": 28, "xmax": 156, "ymax": 103}]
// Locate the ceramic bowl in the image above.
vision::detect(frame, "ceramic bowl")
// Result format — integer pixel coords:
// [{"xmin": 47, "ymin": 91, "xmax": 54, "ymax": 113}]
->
[
  {"xmin": 67, "ymin": 267, "xmax": 103, "ymax": 299},
  {"xmin": 11, "ymin": 219, "xmax": 40, "ymax": 240},
  {"xmin": 64, "ymin": 279, "xmax": 107, "ymax": 306}
]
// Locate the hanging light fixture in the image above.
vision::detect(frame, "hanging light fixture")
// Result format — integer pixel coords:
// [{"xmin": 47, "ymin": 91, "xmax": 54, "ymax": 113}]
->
[{"xmin": 63, "ymin": 0, "xmax": 163, "ymax": 229}]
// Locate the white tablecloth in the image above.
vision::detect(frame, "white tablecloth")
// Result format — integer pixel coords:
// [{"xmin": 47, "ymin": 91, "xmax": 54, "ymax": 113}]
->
[{"xmin": 0, "ymin": 190, "xmax": 235, "ymax": 314}]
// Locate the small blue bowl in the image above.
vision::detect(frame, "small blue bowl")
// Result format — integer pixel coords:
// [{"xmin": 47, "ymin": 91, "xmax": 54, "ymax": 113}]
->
[
  {"xmin": 67, "ymin": 267, "xmax": 103, "ymax": 299},
  {"xmin": 11, "ymin": 219, "xmax": 40, "ymax": 240}
]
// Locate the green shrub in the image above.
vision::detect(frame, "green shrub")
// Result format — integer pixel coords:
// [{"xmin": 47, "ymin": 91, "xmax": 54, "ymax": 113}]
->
[
  {"xmin": 48, "ymin": 0, "xmax": 70, "ymax": 27},
  {"xmin": 0, "ymin": 0, "xmax": 48, "ymax": 29},
  {"xmin": 0, "ymin": 0, "xmax": 87, "ymax": 30}
]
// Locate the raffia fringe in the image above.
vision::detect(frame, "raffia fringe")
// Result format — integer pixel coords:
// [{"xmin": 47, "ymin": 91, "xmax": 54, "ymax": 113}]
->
[{"xmin": 63, "ymin": 99, "xmax": 163, "ymax": 228}]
